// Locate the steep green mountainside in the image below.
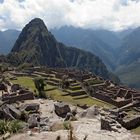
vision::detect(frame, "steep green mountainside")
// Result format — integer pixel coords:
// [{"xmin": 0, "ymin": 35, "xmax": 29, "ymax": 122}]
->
[
  {"xmin": 115, "ymin": 27, "xmax": 140, "ymax": 88},
  {"xmin": 0, "ymin": 30, "xmax": 20, "ymax": 54},
  {"xmin": 117, "ymin": 27, "xmax": 140, "ymax": 65},
  {"xmin": 116, "ymin": 61, "xmax": 140, "ymax": 89},
  {"xmin": 51, "ymin": 26, "xmax": 121, "ymax": 70},
  {"xmin": 8, "ymin": 18, "xmax": 118, "ymax": 81}
]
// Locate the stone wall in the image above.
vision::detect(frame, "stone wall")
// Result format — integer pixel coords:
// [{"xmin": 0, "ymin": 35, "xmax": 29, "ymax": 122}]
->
[
  {"xmin": 85, "ymin": 87, "xmax": 132, "ymax": 108},
  {"xmin": 55, "ymin": 73, "xmax": 66, "ymax": 79},
  {"xmin": 119, "ymin": 115, "xmax": 140, "ymax": 129},
  {"xmin": 2, "ymin": 92, "xmax": 34, "ymax": 103}
]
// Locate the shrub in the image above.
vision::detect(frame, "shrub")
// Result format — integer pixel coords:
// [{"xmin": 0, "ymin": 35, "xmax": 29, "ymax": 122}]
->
[
  {"xmin": 0, "ymin": 120, "xmax": 23, "ymax": 135},
  {"xmin": 63, "ymin": 121, "xmax": 71, "ymax": 130},
  {"xmin": 0, "ymin": 120, "xmax": 9, "ymax": 135},
  {"xmin": 9, "ymin": 120, "xmax": 23, "ymax": 133},
  {"xmin": 39, "ymin": 91, "xmax": 47, "ymax": 98}
]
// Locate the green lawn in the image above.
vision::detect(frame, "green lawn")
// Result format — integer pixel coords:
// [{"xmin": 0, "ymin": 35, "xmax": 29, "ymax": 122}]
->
[
  {"xmin": 47, "ymin": 89, "xmax": 112, "ymax": 107},
  {"xmin": 10, "ymin": 76, "xmax": 36, "ymax": 92},
  {"xmin": 10, "ymin": 76, "xmax": 112, "ymax": 108},
  {"xmin": 132, "ymin": 126, "xmax": 140, "ymax": 135}
]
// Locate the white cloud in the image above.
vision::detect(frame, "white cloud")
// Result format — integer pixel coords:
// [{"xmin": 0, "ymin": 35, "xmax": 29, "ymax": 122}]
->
[{"xmin": 0, "ymin": 0, "xmax": 140, "ymax": 31}]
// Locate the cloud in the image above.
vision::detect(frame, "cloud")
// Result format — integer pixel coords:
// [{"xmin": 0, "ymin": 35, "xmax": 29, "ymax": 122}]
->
[{"xmin": 0, "ymin": 0, "xmax": 140, "ymax": 31}]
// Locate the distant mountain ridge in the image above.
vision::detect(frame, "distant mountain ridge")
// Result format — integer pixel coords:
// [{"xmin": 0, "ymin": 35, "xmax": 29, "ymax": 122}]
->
[
  {"xmin": 7, "ymin": 18, "xmax": 118, "ymax": 82},
  {"xmin": 115, "ymin": 27, "xmax": 140, "ymax": 88},
  {"xmin": 0, "ymin": 29, "xmax": 20, "ymax": 54},
  {"xmin": 51, "ymin": 26, "xmax": 121, "ymax": 70}
]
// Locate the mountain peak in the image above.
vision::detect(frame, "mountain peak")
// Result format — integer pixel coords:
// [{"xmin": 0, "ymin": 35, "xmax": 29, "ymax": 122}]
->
[
  {"xmin": 25, "ymin": 18, "xmax": 49, "ymax": 33},
  {"xmin": 30, "ymin": 18, "xmax": 44, "ymax": 22},
  {"xmin": 11, "ymin": 18, "xmax": 50, "ymax": 53},
  {"xmin": 28, "ymin": 18, "xmax": 46, "ymax": 28},
  {"xmin": 9, "ymin": 18, "xmax": 118, "ymax": 81}
]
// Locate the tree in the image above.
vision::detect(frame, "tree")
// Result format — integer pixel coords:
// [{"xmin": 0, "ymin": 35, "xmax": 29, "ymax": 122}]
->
[
  {"xmin": 61, "ymin": 75, "xmax": 70, "ymax": 89},
  {"xmin": 34, "ymin": 78, "xmax": 45, "ymax": 97}
]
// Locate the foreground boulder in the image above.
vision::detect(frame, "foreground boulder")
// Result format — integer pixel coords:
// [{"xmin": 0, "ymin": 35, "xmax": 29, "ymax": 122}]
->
[
  {"xmin": 11, "ymin": 84, "xmax": 20, "ymax": 92},
  {"xmin": 54, "ymin": 102, "xmax": 71, "ymax": 118},
  {"xmin": 7, "ymin": 104, "xmax": 21, "ymax": 119},
  {"xmin": 79, "ymin": 105, "xmax": 99, "ymax": 118},
  {"xmin": 64, "ymin": 112, "xmax": 77, "ymax": 121},
  {"xmin": 0, "ymin": 104, "xmax": 21, "ymax": 120},
  {"xmin": 101, "ymin": 116, "xmax": 122, "ymax": 132},
  {"xmin": 0, "ymin": 83, "xmax": 7, "ymax": 91},
  {"xmin": 28, "ymin": 114, "xmax": 40, "ymax": 128},
  {"xmin": 20, "ymin": 103, "xmax": 40, "ymax": 112}
]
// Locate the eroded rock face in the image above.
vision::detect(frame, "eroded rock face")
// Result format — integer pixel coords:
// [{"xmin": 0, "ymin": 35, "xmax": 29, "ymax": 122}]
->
[{"xmin": 54, "ymin": 102, "xmax": 71, "ymax": 118}]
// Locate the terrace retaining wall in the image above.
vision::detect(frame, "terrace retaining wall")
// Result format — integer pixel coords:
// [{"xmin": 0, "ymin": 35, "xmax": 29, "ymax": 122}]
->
[{"xmin": 2, "ymin": 92, "xmax": 34, "ymax": 103}]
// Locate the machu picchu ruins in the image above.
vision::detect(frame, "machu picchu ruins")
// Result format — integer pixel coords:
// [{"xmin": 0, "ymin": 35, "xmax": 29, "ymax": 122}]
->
[{"xmin": 0, "ymin": 66, "xmax": 140, "ymax": 140}]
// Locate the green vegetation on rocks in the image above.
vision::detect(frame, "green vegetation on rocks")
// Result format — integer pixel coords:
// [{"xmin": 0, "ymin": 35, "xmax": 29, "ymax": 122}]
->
[{"xmin": 0, "ymin": 120, "xmax": 24, "ymax": 135}]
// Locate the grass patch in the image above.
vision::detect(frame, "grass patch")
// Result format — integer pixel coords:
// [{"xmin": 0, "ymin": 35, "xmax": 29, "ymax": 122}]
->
[
  {"xmin": 46, "ymin": 88, "xmax": 112, "ymax": 107},
  {"xmin": 132, "ymin": 126, "xmax": 140, "ymax": 135},
  {"xmin": 10, "ymin": 76, "xmax": 54, "ymax": 92},
  {"xmin": 10, "ymin": 76, "xmax": 112, "ymax": 108},
  {"xmin": 0, "ymin": 120, "xmax": 24, "ymax": 135},
  {"xmin": 10, "ymin": 76, "xmax": 36, "ymax": 92}
]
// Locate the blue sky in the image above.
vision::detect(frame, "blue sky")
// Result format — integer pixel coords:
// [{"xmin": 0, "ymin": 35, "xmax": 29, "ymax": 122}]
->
[
  {"xmin": 0, "ymin": 0, "xmax": 140, "ymax": 31},
  {"xmin": 0, "ymin": 0, "xmax": 4, "ymax": 3}
]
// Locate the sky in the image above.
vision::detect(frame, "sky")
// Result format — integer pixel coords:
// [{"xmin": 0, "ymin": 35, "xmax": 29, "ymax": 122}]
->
[{"xmin": 0, "ymin": 0, "xmax": 140, "ymax": 31}]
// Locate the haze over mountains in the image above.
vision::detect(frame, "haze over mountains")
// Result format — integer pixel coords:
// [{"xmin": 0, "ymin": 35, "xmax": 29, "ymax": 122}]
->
[
  {"xmin": 0, "ymin": 19, "xmax": 140, "ymax": 88},
  {"xmin": 0, "ymin": 30, "xmax": 20, "ymax": 54}
]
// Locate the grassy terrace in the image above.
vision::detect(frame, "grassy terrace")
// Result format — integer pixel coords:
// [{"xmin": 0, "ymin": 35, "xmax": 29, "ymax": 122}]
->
[
  {"xmin": 10, "ymin": 76, "xmax": 112, "ymax": 107},
  {"xmin": 9, "ymin": 76, "xmax": 140, "ymax": 135}
]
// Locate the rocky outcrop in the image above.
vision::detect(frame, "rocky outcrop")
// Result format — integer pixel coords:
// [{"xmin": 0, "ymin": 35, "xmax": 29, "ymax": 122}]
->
[
  {"xmin": 20, "ymin": 103, "xmax": 40, "ymax": 112},
  {"xmin": 11, "ymin": 84, "xmax": 20, "ymax": 92},
  {"xmin": 54, "ymin": 102, "xmax": 71, "ymax": 118},
  {"xmin": 28, "ymin": 114, "xmax": 40, "ymax": 128},
  {"xmin": 1, "ymin": 99, "xmax": 139, "ymax": 140},
  {"xmin": 0, "ymin": 83, "xmax": 7, "ymax": 91},
  {"xmin": 101, "ymin": 116, "xmax": 122, "ymax": 132},
  {"xmin": 0, "ymin": 104, "xmax": 21, "ymax": 120}
]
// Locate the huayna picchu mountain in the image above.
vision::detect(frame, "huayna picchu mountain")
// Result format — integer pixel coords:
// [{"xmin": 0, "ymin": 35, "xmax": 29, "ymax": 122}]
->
[{"xmin": 8, "ymin": 18, "xmax": 119, "ymax": 81}]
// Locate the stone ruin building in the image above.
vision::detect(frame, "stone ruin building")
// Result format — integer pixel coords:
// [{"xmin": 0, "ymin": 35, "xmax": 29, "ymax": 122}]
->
[{"xmin": 4, "ymin": 66, "xmax": 140, "ymax": 131}]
